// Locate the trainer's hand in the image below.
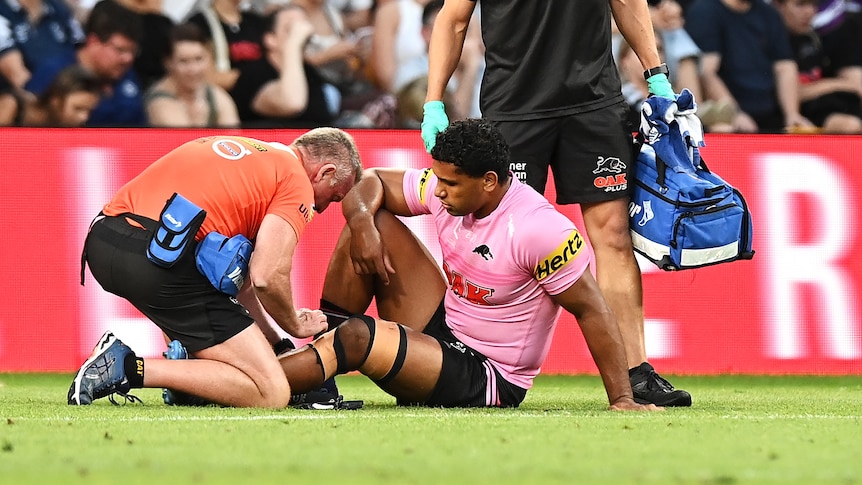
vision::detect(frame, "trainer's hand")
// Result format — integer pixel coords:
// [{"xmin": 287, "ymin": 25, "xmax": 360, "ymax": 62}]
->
[
  {"xmin": 609, "ymin": 397, "xmax": 664, "ymax": 412},
  {"xmin": 647, "ymin": 73, "xmax": 675, "ymax": 100},
  {"xmin": 421, "ymin": 101, "xmax": 449, "ymax": 153},
  {"xmin": 294, "ymin": 309, "xmax": 328, "ymax": 338}
]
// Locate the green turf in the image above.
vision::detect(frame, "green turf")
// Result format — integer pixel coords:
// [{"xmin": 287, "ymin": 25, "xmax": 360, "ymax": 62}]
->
[{"xmin": 1, "ymin": 373, "xmax": 860, "ymax": 484}]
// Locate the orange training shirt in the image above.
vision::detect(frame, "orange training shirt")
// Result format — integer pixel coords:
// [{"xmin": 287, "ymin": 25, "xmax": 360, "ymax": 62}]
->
[{"xmin": 103, "ymin": 136, "xmax": 315, "ymax": 240}]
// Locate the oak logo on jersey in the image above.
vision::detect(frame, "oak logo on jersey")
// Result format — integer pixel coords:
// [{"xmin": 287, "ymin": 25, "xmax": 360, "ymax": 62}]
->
[
  {"xmin": 212, "ymin": 139, "xmax": 252, "ymax": 160},
  {"xmin": 535, "ymin": 229, "xmax": 584, "ymax": 280},
  {"xmin": 443, "ymin": 261, "xmax": 494, "ymax": 305},
  {"xmin": 418, "ymin": 168, "xmax": 433, "ymax": 204},
  {"xmin": 472, "ymin": 245, "xmax": 493, "ymax": 260}
]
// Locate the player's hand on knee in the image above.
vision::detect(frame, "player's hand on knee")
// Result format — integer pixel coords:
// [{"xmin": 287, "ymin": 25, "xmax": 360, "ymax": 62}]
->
[{"xmin": 349, "ymin": 229, "xmax": 395, "ymax": 285}]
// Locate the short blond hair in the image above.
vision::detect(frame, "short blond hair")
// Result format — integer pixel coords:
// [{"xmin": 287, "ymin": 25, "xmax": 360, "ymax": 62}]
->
[{"xmin": 294, "ymin": 127, "xmax": 363, "ymax": 186}]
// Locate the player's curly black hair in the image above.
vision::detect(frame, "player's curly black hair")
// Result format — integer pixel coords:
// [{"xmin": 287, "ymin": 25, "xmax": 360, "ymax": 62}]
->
[{"xmin": 430, "ymin": 119, "xmax": 511, "ymax": 181}]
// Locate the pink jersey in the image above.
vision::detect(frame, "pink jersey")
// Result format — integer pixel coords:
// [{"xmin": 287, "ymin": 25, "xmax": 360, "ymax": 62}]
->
[{"xmin": 403, "ymin": 169, "xmax": 592, "ymax": 389}]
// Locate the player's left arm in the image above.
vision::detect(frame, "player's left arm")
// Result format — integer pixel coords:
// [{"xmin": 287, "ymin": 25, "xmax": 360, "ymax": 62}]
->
[{"xmin": 550, "ymin": 274, "xmax": 657, "ymax": 411}]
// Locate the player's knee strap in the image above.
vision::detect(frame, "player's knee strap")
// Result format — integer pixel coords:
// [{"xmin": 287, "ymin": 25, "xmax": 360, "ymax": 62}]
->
[
  {"xmin": 308, "ymin": 332, "xmax": 338, "ymax": 380},
  {"xmin": 308, "ymin": 314, "xmax": 374, "ymax": 378},
  {"xmin": 358, "ymin": 317, "xmax": 408, "ymax": 385}
]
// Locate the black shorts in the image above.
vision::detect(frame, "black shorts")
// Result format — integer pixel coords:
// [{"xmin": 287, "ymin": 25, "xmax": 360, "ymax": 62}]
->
[
  {"xmin": 419, "ymin": 303, "xmax": 527, "ymax": 408},
  {"xmin": 83, "ymin": 216, "xmax": 253, "ymax": 353},
  {"xmin": 492, "ymin": 101, "xmax": 636, "ymax": 205}
]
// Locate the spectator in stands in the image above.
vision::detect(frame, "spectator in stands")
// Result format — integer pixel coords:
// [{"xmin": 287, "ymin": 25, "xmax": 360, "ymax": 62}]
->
[
  {"xmin": 229, "ymin": 5, "xmax": 333, "ymax": 128},
  {"xmin": 373, "ymin": 0, "xmax": 482, "ymax": 126},
  {"xmin": 813, "ymin": 0, "xmax": 862, "ymax": 96},
  {"xmin": 187, "ymin": 0, "xmax": 267, "ymax": 92},
  {"xmin": 776, "ymin": 0, "xmax": 862, "ymax": 133},
  {"xmin": 370, "ymin": 0, "xmax": 430, "ymax": 96},
  {"xmin": 330, "ymin": 0, "xmax": 375, "ymax": 33},
  {"xmin": 0, "ymin": 64, "xmax": 99, "ymax": 126},
  {"xmin": 25, "ymin": 0, "xmax": 146, "ymax": 126},
  {"xmin": 145, "ymin": 22, "xmax": 240, "ymax": 127},
  {"xmin": 0, "ymin": 0, "xmax": 84, "ymax": 90},
  {"xmin": 393, "ymin": 0, "xmax": 484, "ymax": 128},
  {"xmin": 614, "ymin": 0, "xmax": 735, "ymax": 130},
  {"xmin": 685, "ymin": 0, "xmax": 813, "ymax": 133},
  {"xmin": 249, "ymin": 0, "xmax": 375, "ymax": 31},
  {"xmin": 113, "ymin": 0, "xmax": 175, "ymax": 91},
  {"xmin": 290, "ymin": 0, "xmax": 365, "ymax": 97}
]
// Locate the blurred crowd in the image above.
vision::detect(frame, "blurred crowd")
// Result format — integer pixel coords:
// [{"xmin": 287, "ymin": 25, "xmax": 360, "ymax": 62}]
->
[{"xmin": 0, "ymin": 0, "xmax": 859, "ymax": 133}]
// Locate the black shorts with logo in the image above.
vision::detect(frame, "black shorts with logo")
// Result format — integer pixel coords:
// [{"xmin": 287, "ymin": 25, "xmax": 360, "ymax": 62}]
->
[
  {"xmin": 492, "ymin": 100, "xmax": 636, "ymax": 205},
  {"xmin": 83, "ymin": 216, "xmax": 253, "ymax": 353},
  {"xmin": 419, "ymin": 303, "xmax": 527, "ymax": 408}
]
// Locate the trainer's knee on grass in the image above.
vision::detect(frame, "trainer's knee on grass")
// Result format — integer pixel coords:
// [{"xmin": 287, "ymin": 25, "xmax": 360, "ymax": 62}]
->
[
  {"xmin": 309, "ymin": 315, "xmax": 407, "ymax": 384},
  {"xmin": 253, "ymin": 371, "xmax": 292, "ymax": 408}
]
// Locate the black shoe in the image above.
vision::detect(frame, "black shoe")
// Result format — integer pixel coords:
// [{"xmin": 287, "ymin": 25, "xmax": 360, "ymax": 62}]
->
[
  {"xmin": 290, "ymin": 388, "xmax": 364, "ymax": 410},
  {"xmin": 629, "ymin": 362, "xmax": 692, "ymax": 407},
  {"xmin": 276, "ymin": 339, "xmax": 363, "ymax": 410},
  {"xmin": 290, "ymin": 377, "xmax": 363, "ymax": 410}
]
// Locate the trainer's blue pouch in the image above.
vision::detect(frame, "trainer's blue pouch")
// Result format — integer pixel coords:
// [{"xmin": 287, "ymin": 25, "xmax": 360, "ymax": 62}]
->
[
  {"xmin": 147, "ymin": 193, "xmax": 206, "ymax": 268},
  {"xmin": 195, "ymin": 232, "xmax": 253, "ymax": 296}
]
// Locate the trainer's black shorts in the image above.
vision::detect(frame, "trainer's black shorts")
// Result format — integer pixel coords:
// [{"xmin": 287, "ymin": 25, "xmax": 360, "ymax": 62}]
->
[
  {"xmin": 419, "ymin": 303, "xmax": 527, "ymax": 408},
  {"xmin": 83, "ymin": 216, "xmax": 253, "ymax": 353},
  {"xmin": 492, "ymin": 100, "xmax": 636, "ymax": 205}
]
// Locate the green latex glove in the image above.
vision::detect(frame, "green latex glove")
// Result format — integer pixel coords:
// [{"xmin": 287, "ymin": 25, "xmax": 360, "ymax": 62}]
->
[
  {"xmin": 421, "ymin": 101, "xmax": 449, "ymax": 153},
  {"xmin": 647, "ymin": 73, "xmax": 676, "ymax": 100}
]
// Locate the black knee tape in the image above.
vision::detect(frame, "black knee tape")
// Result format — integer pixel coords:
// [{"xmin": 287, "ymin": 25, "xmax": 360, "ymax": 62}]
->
[
  {"xmin": 352, "ymin": 314, "xmax": 377, "ymax": 362},
  {"xmin": 329, "ymin": 314, "xmax": 375, "ymax": 375},
  {"xmin": 332, "ymin": 327, "xmax": 348, "ymax": 375},
  {"xmin": 375, "ymin": 324, "xmax": 408, "ymax": 386},
  {"xmin": 306, "ymin": 344, "xmax": 326, "ymax": 381},
  {"xmin": 319, "ymin": 299, "xmax": 355, "ymax": 330}
]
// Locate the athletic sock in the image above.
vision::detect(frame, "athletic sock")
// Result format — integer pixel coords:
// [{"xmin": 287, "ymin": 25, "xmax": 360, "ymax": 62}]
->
[{"xmin": 124, "ymin": 354, "xmax": 145, "ymax": 388}]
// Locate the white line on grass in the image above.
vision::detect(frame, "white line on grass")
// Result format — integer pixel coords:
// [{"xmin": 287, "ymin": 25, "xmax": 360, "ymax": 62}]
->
[{"xmin": 8, "ymin": 413, "xmax": 861, "ymax": 422}]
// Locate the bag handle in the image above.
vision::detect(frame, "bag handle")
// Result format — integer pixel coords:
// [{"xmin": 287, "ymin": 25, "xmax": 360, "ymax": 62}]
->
[{"xmin": 635, "ymin": 131, "xmax": 669, "ymax": 189}]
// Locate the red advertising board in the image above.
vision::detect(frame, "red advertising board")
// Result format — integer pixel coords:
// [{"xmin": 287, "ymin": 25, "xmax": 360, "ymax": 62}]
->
[{"xmin": 0, "ymin": 128, "xmax": 860, "ymax": 374}]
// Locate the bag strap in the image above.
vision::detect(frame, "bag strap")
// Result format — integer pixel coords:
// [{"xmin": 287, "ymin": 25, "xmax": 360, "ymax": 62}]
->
[
  {"xmin": 635, "ymin": 131, "xmax": 669, "ymax": 188},
  {"xmin": 201, "ymin": 5, "xmax": 231, "ymax": 72}
]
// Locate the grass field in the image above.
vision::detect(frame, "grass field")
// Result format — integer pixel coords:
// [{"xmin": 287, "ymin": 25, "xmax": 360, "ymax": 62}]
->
[{"xmin": 1, "ymin": 373, "xmax": 860, "ymax": 484}]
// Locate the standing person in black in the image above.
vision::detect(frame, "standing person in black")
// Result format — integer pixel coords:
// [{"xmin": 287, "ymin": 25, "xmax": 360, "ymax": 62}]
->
[
  {"xmin": 423, "ymin": 0, "xmax": 692, "ymax": 406},
  {"xmin": 229, "ymin": 5, "xmax": 333, "ymax": 128},
  {"xmin": 187, "ymin": 0, "xmax": 268, "ymax": 92}
]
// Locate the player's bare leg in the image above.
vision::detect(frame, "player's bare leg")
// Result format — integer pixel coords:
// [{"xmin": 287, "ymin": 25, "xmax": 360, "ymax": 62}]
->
[
  {"xmin": 280, "ymin": 316, "xmax": 444, "ymax": 403},
  {"xmin": 321, "ymin": 209, "xmax": 447, "ymax": 330}
]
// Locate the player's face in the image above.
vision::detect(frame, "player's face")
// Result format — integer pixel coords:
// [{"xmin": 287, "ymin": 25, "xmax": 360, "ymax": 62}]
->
[
  {"xmin": 431, "ymin": 160, "xmax": 487, "ymax": 217},
  {"xmin": 312, "ymin": 178, "xmax": 352, "ymax": 214}
]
